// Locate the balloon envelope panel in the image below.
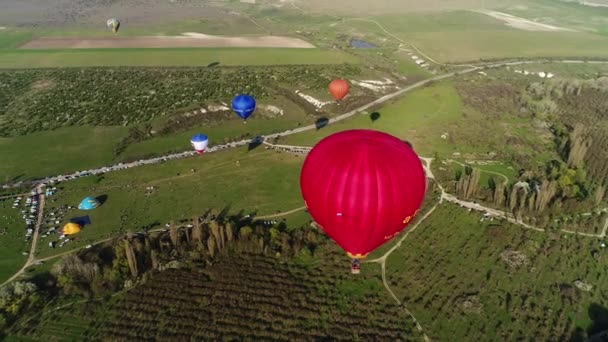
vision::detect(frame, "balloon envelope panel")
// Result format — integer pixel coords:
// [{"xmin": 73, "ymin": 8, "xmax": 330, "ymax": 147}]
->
[{"xmin": 329, "ymin": 79, "xmax": 350, "ymax": 100}]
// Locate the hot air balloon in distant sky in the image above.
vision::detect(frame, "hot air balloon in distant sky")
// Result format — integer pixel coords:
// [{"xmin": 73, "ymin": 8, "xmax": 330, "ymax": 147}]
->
[
  {"xmin": 190, "ymin": 134, "xmax": 209, "ymax": 154},
  {"xmin": 329, "ymin": 79, "xmax": 349, "ymax": 101},
  {"xmin": 231, "ymin": 94, "xmax": 256, "ymax": 123},
  {"xmin": 107, "ymin": 18, "xmax": 120, "ymax": 33},
  {"xmin": 300, "ymin": 129, "xmax": 426, "ymax": 274}
]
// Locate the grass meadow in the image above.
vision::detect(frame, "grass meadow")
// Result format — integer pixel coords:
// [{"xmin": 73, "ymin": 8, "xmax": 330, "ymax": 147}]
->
[
  {"xmin": 0, "ymin": 199, "xmax": 29, "ymax": 283},
  {"xmin": 34, "ymin": 147, "xmax": 307, "ymax": 259}
]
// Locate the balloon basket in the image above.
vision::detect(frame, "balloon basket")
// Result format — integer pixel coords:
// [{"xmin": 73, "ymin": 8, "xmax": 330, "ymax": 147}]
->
[{"xmin": 350, "ymin": 259, "xmax": 361, "ymax": 274}]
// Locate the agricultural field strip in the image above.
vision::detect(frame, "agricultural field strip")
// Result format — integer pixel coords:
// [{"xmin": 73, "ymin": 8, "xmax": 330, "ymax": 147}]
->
[{"xmin": 3, "ymin": 59, "xmax": 608, "ymax": 288}]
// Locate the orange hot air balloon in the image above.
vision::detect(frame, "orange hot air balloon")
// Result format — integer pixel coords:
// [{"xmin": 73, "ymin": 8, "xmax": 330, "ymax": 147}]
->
[{"xmin": 329, "ymin": 79, "xmax": 349, "ymax": 101}]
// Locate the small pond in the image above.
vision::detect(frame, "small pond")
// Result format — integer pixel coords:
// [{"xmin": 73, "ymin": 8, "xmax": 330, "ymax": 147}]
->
[{"xmin": 349, "ymin": 39, "xmax": 377, "ymax": 49}]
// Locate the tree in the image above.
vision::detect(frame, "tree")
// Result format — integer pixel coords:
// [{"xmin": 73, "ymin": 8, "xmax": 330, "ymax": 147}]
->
[
  {"xmin": 225, "ymin": 222, "xmax": 233, "ymax": 242},
  {"xmin": 534, "ymin": 181, "xmax": 557, "ymax": 212},
  {"xmin": 239, "ymin": 226, "xmax": 253, "ymax": 240},
  {"xmin": 566, "ymin": 124, "xmax": 591, "ymax": 168},
  {"xmin": 456, "ymin": 166, "xmax": 481, "ymax": 199},
  {"xmin": 124, "ymin": 239, "xmax": 138, "ymax": 278},
  {"xmin": 169, "ymin": 220, "xmax": 179, "ymax": 247},
  {"xmin": 594, "ymin": 185, "xmax": 606, "ymax": 206},
  {"xmin": 192, "ymin": 216, "xmax": 203, "ymax": 244},
  {"xmin": 207, "ymin": 236, "xmax": 216, "ymax": 258},
  {"xmin": 493, "ymin": 182, "xmax": 506, "ymax": 207},
  {"xmin": 209, "ymin": 220, "xmax": 223, "ymax": 251},
  {"xmin": 151, "ymin": 250, "xmax": 159, "ymax": 270}
]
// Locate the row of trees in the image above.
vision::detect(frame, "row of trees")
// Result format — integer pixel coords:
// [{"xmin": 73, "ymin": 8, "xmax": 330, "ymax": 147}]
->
[
  {"xmin": 0, "ymin": 281, "xmax": 41, "ymax": 337},
  {"xmin": 454, "ymin": 160, "xmax": 602, "ymax": 220},
  {"xmin": 49, "ymin": 212, "xmax": 325, "ymax": 299},
  {"xmin": 524, "ymin": 77, "xmax": 608, "ymax": 187},
  {"xmin": 450, "ymin": 76, "xmax": 608, "ymax": 224}
]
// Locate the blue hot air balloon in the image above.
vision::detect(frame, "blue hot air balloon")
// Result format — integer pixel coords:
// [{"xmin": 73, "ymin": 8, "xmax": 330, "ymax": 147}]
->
[
  {"xmin": 190, "ymin": 134, "xmax": 209, "ymax": 154},
  {"xmin": 231, "ymin": 94, "xmax": 256, "ymax": 122},
  {"xmin": 78, "ymin": 197, "xmax": 100, "ymax": 210}
]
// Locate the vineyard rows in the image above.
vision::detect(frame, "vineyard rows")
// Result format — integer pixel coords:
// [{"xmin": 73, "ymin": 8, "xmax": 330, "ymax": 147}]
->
[{"xmin": 86, "ymin": 253, "xmax": 419, "ymax": 341}]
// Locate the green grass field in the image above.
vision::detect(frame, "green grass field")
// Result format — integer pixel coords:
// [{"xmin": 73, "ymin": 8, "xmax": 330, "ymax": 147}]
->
[
  {"xmin": 292, "ymin": 0, "xmax": 507, "ymax": 15},
  {"xmin": 0, "ymin": 30, "xmax": 33, "ymax": 49},
  {"xmin": 0, "ymin": 198, "xmax": 29, "ymax": 284},
  {"xmin": 34, "ymin": 147, "xmax": 307, "ymax": 259},
  {"xmin": 284, "ymin": 78, "xmax": 557, "ymax": 166},
  {"xmin": 0, "ymin": 48, "xmax": 358, "ymax": 68},
  {"xmin": 407, "ymin": 31, "xmax": 608, "ymax": 63},
  {"xmin": 497, "ymin": 0, "xmax": 608, "ymax": 34},
  {"xmin": 0, "ymin": 126, "xmax": 128, "ymax": 182},
  {"xmin": 364, "ymin": 10, "xmax": 608, "ymax": 63},
  {"xmin": 21, "ymin": 14, "xmax": 267, "ymax": 38},
  {"xmin": 119, "ymin": 96, "xmax": 311, "ymax": 161},
  {"xmin": 384, "ymin": 203, "xmax": 608, "ymax": 341},
  {"xmin": 283, "ymin": 81, "xmax": 464, "ymax": 156}
]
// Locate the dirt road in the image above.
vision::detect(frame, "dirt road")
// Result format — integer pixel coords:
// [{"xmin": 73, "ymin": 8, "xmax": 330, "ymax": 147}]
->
[{"xmin": 1, "ymin": 185, "xmax": 45, "ymax": 286}]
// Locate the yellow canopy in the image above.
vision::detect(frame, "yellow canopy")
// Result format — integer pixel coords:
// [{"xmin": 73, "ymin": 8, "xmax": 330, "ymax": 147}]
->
[{"xmin": 62, "ymin": 223, "xmax": 81, "ymax": 235}]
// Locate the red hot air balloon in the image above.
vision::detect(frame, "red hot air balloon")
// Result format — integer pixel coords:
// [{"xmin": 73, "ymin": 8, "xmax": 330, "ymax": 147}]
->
[
  {"xmin": 300, "ymin": 129, "xmax": 426, "ymax": 272},
  {"xmin": 329, "ymin": 79, "xmax": 349, "ymax": 101}
]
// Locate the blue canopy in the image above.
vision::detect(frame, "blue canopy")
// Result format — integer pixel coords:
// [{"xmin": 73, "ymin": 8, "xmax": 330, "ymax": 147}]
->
[
  {"xmin": 191, "ymin": 134, "xmax": 208, "ymax": 142},
  {"xmin": 231, "ymin": 94, "xmax": 256, "ymax": 120},
  {"xmin": 78, "ymin": 197, "xmax": 100, "ymax": 210}
]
